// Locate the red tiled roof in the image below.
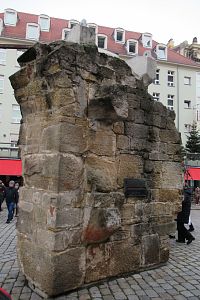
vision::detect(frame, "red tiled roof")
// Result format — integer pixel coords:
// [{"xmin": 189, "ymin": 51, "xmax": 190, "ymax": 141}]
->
[
  {"xmin": 0, "ymin": 11, "xmax": 68, "ymax": 42},
  {"xmin": 0, "ymin": 10, "xmax": 199, "ymax": 68}
]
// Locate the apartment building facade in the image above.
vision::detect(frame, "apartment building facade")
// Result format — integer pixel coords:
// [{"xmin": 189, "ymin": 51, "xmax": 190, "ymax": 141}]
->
[{"xmin": 0, "ymin": 8, "xmax": 200, "ymax": 147}]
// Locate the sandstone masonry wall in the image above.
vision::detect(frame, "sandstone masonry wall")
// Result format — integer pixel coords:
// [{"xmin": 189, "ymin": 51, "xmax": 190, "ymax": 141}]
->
[{"xmin": 10, "ymin": 42, "xmax": 183, "ymax": 297}]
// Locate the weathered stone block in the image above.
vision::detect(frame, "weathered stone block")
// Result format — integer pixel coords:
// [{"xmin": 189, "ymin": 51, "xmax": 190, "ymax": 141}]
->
[
  {"xmin": 82, "ymin": 207, "xmax": 121, "ymax": 245},
  {"xmin": 117, "ymin": 154, "xmax": 143, "ymax": 186},
  {"xmin": 86, "ymin": 155, "xmax": 118, "ymax": 192},
  {"xmin": 125, "ymin": 122, "xmax": 149, "ymax": 139},
  {"xmin": 142, "ymin": 234, "xmax": 160, "ymax": 266},
  {"xmin": 85, "ymin": 241, "xmax": 141, "ymax": 283},
  {"xmin": 89, "ymin": 129, "xmax": 116, "ymax": 156}
]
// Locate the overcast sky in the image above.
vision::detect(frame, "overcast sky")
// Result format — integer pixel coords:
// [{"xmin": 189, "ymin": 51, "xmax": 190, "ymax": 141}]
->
[{"xmin": 0, "ymin": 0, "xmax": 199, "ymax": 45}]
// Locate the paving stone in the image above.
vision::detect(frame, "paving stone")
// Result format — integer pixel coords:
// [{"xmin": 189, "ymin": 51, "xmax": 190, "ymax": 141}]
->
[{"xmin": 0, "ymin": 207, "xmax": 200, "ymax": 300}]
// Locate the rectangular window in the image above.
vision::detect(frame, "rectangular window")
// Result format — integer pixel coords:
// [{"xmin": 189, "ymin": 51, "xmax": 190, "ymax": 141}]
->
[
  {"xmin": 152, "ymin": 92, "xmax": 160, "ymax": 101},
  {"xmin": 4, "ymin": 10, "xmax": 17, "ymax": 26},
  {"xmin": 184, "ymin": 76, "xmax": 191, "ymax": 85},
  {"xmin": 167, "ymin": 94, "xmax": 174, "ymax": 110},
  {"xmin": 184, "ymin": 100, "xmax": 191, "ymax": 109},
  {"xmin": 98, "ymin": 36, "xmax": 106, "ymax": 49},
  {"xmin": 0, "ymin": 75, "xmax": 4, "ymax": 94},
  {"xmin": 26, "ymin": 24, "xmax": 40, "ymax": 40},
  {"xmin": 154, "ymin": 69, "xmax": 160, "ymax": 84},
  {"xmin": 128, "ymin": 41, "xmax": 136, "ymax": 54},
  {"xmin": 39, "ymin": 16, "xmax": 50, "ymax": 31},
  {"xmin": 10, "ymin": 134, "xmax": 19, "ymax": 148},
  {"xmin": 62, "ymin": 28, "xmax": 70, "ymax": 40},
  {"xmin": 0, "ymin": 103, "xmax": 2, "ymax": 121},
  {"xmin": 116, "ymin": 31, "xmax": 123, "ymax": 42},
  {"xmin": 0, "ymin": 49, "xmax": 6, "ymax": 65},
  {"xmin": 157, "ymin": 46, "xmax": 167, "ymax": 60},
  {"xmin": 16, "ymin": 50, "xmax": 24, "ymax": 67},
  {"xmin": 12, "ymin": 105, "xmax": 21, "ymax": 124},
  {"xmin": 168, "ymin": 70, "xmax": 175, "ymax": 86},
  {"xmin": 184, "ymin": 124, "xmax": 192, "ymax": 133}
]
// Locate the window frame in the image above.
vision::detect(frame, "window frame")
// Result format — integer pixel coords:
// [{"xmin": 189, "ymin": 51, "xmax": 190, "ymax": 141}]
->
[
  {"xmin": 38, "ymin": 14, "xmax": 50, "ymax": 32},
  {"xmin": 0, "ymin": 18, "xmax": 3, "ymax": 35},
  {"xmin": 167, "ymin": 94, "xmax": 174, "ymax": 111},
  {"xmin": 10, "ymin": 133, "xmax": 19, "ymax": 148},
  {"xmin": 11, "ymin": 104, "xmax": 21, "ymax": 124},
  {"xmin": 168, "ymin": 70, "xmax": 175, "ymax": 87},
  {"xmin": 87, "ymin": 23, "xmax": 98, "ymax": 34},
  {"xmin": 68, "ymin": 19, "xmax": 79, "ymax": 29},
  {"xmin": 97, "ymin": 34, "xmax": 108, "ymax": 49},
  {"xmin": 184, "ymin": 124, "xmax": 192, "ymax": 133},
  {"xmin": 126, "ymin": 39, "xmax": 138, "ymax": 55},
  {"xmin": 152, "ymin": 92, "xmax": 160, "ymax": 101},
  {"xmin": 114, "ymin": 28, "xmax": 125, "ymax": 44},
  {"xmin": 156, "ymin": 44, "xmax": 167, "ymax": 60},
  {"xmin": 0, "ymin": 75, "xmax": 4, "ymax": 94},
  {"xmin": 184, "ymin": 76, "xmax": 191, "ymax": 85},
  {"xmin": 184, "ymin": 100, "xmax": 191, "ymax": 109},
  {"xmin": 26, "ymin": 23, "xmax": 40, "ymax": 40},
  {"xmin": 62, "ymin": 28, "xmax": 70, "ymax": 40},
  {"xmin": 154, "ymin": 69, "xmax": 160, "ymax": 85},
  {"xmin": 0, "ymin": 49, "xmax": 6, "ymax": 65},
  {"xmin": 4, "ymin": 9, "xmax": 17, "ymax": 26},
  {"xmin": 0, "ymin": 103, "xmax": 2, "ymax": 122},
  {"xmin": 16, "ymin": 50, "xmax": 24, "ymax": 67},
  {"xmin": 142, "ymin": 33, "xmax": 152, "ymax": 48}
]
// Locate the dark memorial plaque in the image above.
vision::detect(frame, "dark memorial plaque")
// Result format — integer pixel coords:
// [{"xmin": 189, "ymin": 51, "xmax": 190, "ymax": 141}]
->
[{"xmin": 124, "ymin": 178, "xmax": 148, "ymax": 198}]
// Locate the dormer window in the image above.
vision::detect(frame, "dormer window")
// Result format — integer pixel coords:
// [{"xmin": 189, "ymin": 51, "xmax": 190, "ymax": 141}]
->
[
  {"xmin": 4, "ymin": 9, "xmax": 17, "ymax": 26},
  {"xmin": 156, "ymin": 44, "xmax": 167, "ymax": 60},
  {"xmin": 68, "ymin": 20, "xmax": 79, "ymax": 29},
  {"xmin": 87, "ymin": 23, "xmax": 98, "ymax": 34},
  {"xmin": 26, "ymin": 23, "xmax": 40, "ymax": 40},
  {"xmin": 97, "ymin": 34, "xmax": 107, "ymax": 49},
  {"xmin": 38, "ymin": 14, "xmax": 50, "ymax": 32},
  {"xmin": 114, "ymin": 28, "xmax": 125, "ymax": 43},
  {"xmin": 62, "ymin": 28, "xmax": 70, "ymax": 40},
  {"xmin": 127, "ymin": 39, "xmax": 138, "ymax": 55},
  {"xmin": 0, "ymin": 19, "xmax": 3, "ymax": 35},
  {"xmin": 142, "ymin": 33, "xmax": 152, "ymax": 48}
]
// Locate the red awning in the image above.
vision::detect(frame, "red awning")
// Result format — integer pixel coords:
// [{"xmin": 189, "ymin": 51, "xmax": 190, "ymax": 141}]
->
[
  {"xmin": 0, "ymin": 159, "xmax": 22, "ymax": 176},
  {"xmin": 185, "ymin": 167, "xmax": 200, "ymax": 181}
]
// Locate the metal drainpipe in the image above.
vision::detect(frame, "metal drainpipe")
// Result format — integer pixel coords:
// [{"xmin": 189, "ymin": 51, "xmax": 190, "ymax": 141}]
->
[{"xmin": 176, "ymin": 65, "xmax": 180, "ymax": 131}]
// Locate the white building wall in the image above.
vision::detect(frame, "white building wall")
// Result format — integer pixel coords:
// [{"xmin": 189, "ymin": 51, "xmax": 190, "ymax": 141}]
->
[
  {"xmin": 148, "ymin": 61, "xmax": 198, "ymax": 145},
  {"xmin": 0, "ymin": 48, "xmax": 21, "ymax": 144}
]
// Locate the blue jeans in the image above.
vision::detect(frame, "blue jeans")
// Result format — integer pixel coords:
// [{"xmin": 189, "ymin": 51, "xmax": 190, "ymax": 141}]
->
[{"xmin": 6, "ymin": 202, "xmax": 15, "ymax": 222}]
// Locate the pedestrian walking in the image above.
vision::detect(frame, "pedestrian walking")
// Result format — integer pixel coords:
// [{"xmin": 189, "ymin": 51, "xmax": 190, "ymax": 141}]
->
[
  {"xmin": 14, "ymin": 182, "xmax": 19, "ymax": 217},
  {"xmin": 176, "ymin": 185, "xmax": 195, "ymax": 245},
  {"xmin": 194, "ymin": 186, "xmax": 200, "ymax": 205},
  {"xmin": 0, "ymin": 180, "xmax": 5, "ymax": 212},
  {"xmin": 5, "ymin": 180, "xmax": 18, "ymax": 224}
]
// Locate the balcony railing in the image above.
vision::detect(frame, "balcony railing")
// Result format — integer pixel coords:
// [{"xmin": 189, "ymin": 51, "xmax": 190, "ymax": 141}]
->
[
  {"xmin": 185, "ymin": 153, "xmax": 200, "ymax": 167},
  {"xmin": 0, "ymin": 143, "xmax": 20, "ymax": 159}
]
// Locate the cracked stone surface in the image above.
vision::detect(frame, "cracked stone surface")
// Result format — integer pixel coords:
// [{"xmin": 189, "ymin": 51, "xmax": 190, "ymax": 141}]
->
[
  {"xmin": 10, "ymin": 42, "xmax": 183, "ymax": 296},
  {"xmin": 1, "ymin": 206, "xmax": 200, "ymax": 300}
]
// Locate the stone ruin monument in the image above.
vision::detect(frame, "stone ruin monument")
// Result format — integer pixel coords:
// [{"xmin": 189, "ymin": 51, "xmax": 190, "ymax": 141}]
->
[{"xmin": 10, "ymin": 26, "xmax": 183, "ymax": 298}]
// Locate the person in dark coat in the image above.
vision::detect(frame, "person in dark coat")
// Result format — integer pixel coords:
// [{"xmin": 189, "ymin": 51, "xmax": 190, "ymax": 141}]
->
[
  {"xmin": 14, "ymin": 182, "xmax": 19, "ymax": 217},
  {"xmin": 0, "ymin": 180, "xmax": 5, "ymax": 211},
  {"xmin": 176, "ymin": 185, "xmax": 195, "ymax": 244},
  {"xmin": 4, "ymin": 180, "xmax": 18, "ymax": 224}
]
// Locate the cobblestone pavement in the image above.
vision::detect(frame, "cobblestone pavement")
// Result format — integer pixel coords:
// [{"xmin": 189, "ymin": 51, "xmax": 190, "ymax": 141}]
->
[{"xmin": 1, "ymin": 207, "xmax": 200, "ymax": 300}]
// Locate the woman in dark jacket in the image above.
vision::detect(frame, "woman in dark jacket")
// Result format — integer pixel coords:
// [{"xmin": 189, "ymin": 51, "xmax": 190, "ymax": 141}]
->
[{"xmin": 177, "ymin": 187, "xmax": 195, "ymax": 244}]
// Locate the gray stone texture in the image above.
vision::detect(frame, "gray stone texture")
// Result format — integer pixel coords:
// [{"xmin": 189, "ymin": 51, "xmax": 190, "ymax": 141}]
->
[{"xmin": 10, "ymin": 41, "xmax": 183, "ymax": 297}]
